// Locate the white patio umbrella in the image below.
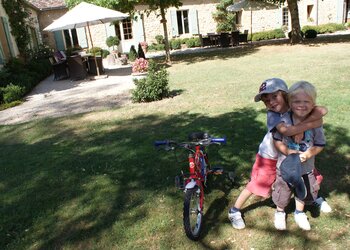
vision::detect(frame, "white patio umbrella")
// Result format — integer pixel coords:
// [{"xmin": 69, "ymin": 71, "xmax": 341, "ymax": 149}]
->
[
  {"xmin": 226, "ymin": 0, "xmax": 278, "ymax": 41},
  {"xmin": 44, "ymin": 1, "xmax": 129, "ymax": 76}
]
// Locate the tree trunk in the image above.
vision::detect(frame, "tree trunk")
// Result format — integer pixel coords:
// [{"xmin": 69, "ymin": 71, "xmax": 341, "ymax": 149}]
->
[
  {"xmin": 287, "ymin": 0, "xmax": 302, "ymax": 44},
  {"xmin": 160, "ymin": 7, "xmax": 171, "ymax": 64}
]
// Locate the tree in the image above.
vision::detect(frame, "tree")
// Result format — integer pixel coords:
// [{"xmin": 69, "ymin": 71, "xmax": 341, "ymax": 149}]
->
[
  {"xmin": 265, "ymin": 0, "xmax": 302, "ymax": 44},
  {"xmin": 65, "ymin": 0, "xmax": 183, "ymax": 63},
  {"xmin": 212, "ymin": 0, "xmax": 237, "ymax": 32}
]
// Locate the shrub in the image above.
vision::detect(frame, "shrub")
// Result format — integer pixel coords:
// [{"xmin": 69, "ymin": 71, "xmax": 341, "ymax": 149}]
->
[
  {"xmin": 301, "ymin": 23, "xmax": 346, "ymax": 34},
  {"xmin": 138, "ymin": 43, "xmax": 146, "ymax": 59},
  {"xmin": 128, "ymin": 45, "xmax": 138, "ymax": 61},
  {"xmin": 287, "ymin": 30, "xmax": 304, "ymax": 39},
  {"xmin": 170, "ymin": 39, "xmax": 182, "ymax": 50},
  {"xmin": 88, "ymin": 47, "xmax": 102, "ymax": 56},
  {"xmin": 155, "ymin": 35, "xmax": 164, "ymax": 44},
  {"xmin": 132, "ymin": 60, "xmax": 170, "ymax": 103},
  {"xmin": 106, "ymin": 36, "xmax": 120, "ymax": 49},
  {"xmin": 132, "ymin": 58, "xmax": 149, "ymax": 73},
  {"xmin": 304, "ymin": 29, "xmax": 317, "ymax": 39},
  {"xmin": 185, "ymin": 38, "xmax": 197, "ymax": 48},
  {"xmin": 1, "ymin": 84, "xmax": 25, "ymax": 103},
  {"xmin": 148, "ymin": 43, "xmax": 165, "ymax": 51},
  {"xmin": 252, "ymin": 29, "xmax": 286, "ymax": 41}
]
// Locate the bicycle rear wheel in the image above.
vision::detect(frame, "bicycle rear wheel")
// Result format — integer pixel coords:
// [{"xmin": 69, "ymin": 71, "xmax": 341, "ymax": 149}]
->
[{"xmin": 183, "ymin": 186, "xmax": 203, "ymax": 240}]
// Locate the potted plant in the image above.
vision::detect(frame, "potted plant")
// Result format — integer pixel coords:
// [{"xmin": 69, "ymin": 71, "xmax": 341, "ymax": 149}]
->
[
  {"xmin": 132, "ymin": 58, "xmax": 149, "ymax": 78},
  {"xmin": 106, "ymin": 36, "xmax": 120, "ymax": 57}
]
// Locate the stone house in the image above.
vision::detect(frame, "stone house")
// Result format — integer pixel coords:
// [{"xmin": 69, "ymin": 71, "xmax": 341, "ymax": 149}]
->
[
  {"xmin": 0, "ymin": 0, "xmax": 41, "ymax": 67},
  {"xmin": 4, "ymin": 0, "xmax": 350, "ymax": 58}
]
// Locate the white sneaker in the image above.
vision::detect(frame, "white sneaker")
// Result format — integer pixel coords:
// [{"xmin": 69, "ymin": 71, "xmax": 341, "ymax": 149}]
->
[
  {"xmin": 228, "ymin": 210, "xmax": 245, "ymax": 229},
  {"xmin": 294, "ymin": 212, "xmax": 311, "ymax": 230},
  {"xmin": 274, "ymin": 211, "xmax": 286, "ymax": 230},
  {"xmin": 314, "ymin": 197, "xmax": 332, "ymax": 213}
]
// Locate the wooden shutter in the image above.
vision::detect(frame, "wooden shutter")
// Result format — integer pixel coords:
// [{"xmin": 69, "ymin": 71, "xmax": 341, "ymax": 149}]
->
[
  {"xmin": 170, "ymin": 10, "xmax": 178, "ymax": 37},
  {"xmin": 132, "ymin": 14, "xmax": 145, "ymax": 43},
  {"xmin": 54, "ymin": 31, "xmax": 65, "ymax": 51},
  {"xmin": 76, "ymin": 27, "xmax": 88, "ymax": 48},
  {"xmin": 1, "ymin": 17, "xmax": 15, "ymax": 57},
  {"xmin": 189, "ymin": 9, "xmax": 199, "ymax": 35}
]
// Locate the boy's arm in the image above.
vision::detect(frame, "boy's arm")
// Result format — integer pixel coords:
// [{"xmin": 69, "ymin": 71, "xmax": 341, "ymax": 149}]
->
[
  {"xmin": 299, "ymin": 146, "xmax": 324, "ymax": 162},
  {"xmin": 276, "ymin": 106, "xmax": 328, "ymax": 137},
  {"xmin": 274, "ymin": 140, "xmax": 299, "ymax": 156}
]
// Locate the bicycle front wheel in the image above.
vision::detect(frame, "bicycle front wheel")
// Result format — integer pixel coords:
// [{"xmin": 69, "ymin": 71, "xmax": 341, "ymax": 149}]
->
[{"xmin": 183, "ymin": 186, "xmax": 203, "ymax": 241}]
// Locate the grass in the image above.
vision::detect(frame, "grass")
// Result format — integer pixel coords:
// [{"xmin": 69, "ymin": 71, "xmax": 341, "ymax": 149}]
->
[{"xmin": 1, "ymin": 36, "xmax": 350, "ymax": 249}]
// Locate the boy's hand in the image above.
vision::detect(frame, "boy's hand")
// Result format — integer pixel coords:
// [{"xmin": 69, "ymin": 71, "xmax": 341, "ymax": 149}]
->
[
  {"xmin": 293, "ymin": 133, "xmax": 304, "ymax": 144},
  {"xmin": 287, "ymin": 149, "xmax": 299, "ymax": 155},
  {"xmin": 299, "ymin": 151, "xmax": 312, "ymax": 162}
]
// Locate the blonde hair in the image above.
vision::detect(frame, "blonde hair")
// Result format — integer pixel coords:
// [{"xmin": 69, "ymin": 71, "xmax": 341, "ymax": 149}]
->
[{"xmin": 288, "ymin": 81, "xmax": 317, "ymax": 105}]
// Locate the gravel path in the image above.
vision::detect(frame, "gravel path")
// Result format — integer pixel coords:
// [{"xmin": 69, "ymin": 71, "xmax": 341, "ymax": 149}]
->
[{"xmin": 0, "ymin": 65, "xmax": 135, "ymax": 125}]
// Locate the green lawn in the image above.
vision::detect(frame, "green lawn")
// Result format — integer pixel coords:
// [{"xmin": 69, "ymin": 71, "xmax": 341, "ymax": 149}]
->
[{"xmin": 1, "ymin": 37, "xmax": 350, "ymax": 249}]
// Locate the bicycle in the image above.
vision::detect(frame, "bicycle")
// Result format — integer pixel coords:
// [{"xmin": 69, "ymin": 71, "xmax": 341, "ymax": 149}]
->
[{"xmin": 154, "ymin": 132, "xmax": 227, "ymax": 240}]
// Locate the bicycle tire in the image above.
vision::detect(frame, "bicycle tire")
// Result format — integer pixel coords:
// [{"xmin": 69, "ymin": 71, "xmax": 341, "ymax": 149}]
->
[{"xmin": 183, "ymin": 186, "xmax": 203, "ymax": 240}]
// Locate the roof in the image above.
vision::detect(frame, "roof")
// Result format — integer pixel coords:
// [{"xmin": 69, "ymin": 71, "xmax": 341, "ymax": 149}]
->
[{"xmin": 26, "ymin": 0, "xmax": 67, "ymax": 10}]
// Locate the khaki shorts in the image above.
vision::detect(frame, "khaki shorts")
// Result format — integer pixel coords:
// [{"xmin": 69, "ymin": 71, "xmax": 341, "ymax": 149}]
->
[{"xmin": 272, "ymin": 169, "xmax": 320, "ymax": 209}]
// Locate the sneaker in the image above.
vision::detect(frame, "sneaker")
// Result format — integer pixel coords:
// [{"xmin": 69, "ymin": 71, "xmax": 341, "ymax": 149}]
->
[
  {"xmin": 314, "ymin": 197, "xmax": 332, "ymax": 213},
  {"xmin": 294, "ymin": 212, "xmax": 311, "ymax": 230},
  {"xmin": 274, "ymin": 211, "xmax": 286, "ymax": 230},
  {"xmin": 228, "ymin": 210, "xmax": 245, "ymax": 229}
]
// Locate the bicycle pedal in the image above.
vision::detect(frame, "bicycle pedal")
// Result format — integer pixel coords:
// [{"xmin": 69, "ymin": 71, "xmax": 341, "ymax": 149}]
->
[
  {"xmin": 175, "ymin": 175, "xmax": 185, "ymax": 189},
  {"xmin": 210, "ymin": 166, "xmax": 224, "ymax": 175}
]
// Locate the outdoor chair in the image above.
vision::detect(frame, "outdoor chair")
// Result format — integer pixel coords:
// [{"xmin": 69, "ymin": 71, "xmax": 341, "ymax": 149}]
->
[
  {"xmin": 88, "ymin": 56, "xmax": 104, "ymax": 75},
  {"xmin": 49, "ymin": 57, "xmax": 69, "ymax": 81},
  {"xmin": 219, "ymin": 32, "xmax": 230, "ymax": 47},
  {"xmin": 199, "ymin": 34, "xmax": 211, "ymax": 47},
  {"xmin": 231, "ymin": 31, "xmax": 240, "ymax": 46},
  {"xmin": 67, "ymin": 55, "xmax": 87, "ymax": 81},
  {"xmin": 239, "ymin": 32, "xmax": 248, "ymax": 43}
]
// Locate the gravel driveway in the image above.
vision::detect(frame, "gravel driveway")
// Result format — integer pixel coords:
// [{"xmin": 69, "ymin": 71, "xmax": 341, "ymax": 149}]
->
[{"xmin": 0, "ymin": 65, "xmax": 135, "ymax": 125}]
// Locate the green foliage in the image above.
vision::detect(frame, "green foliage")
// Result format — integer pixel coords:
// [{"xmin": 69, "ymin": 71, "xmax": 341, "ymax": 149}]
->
[
  {"xmin": 170, "ymin": 39, "xmax": 182, "ymax": 50},
  {"xmin": 128, "ymin": 45, "xmax": 138, "ymax": 61},
  {"xmin": 304, "ymin": 29, "xmax": 317, "ymax": 39},
  {"xmin": 212, "ymin": 0, "xmax": 236, "ymax": 32},
  {"xmin": 301, "ymin": 23, "xmax": 346, "ymax": 34},
  {"xmin": 0, "ymin": 84, "xmax": 25, "ymax": 103},
  {"xmin": 2, "ymin": 0, "xmax": 30, "ymax": 56},
  {"xmin": 106, "ymin": 36, "xmax": 120, "ymax": 49},
  {"xmin": 155, "ymin": 35, "xmax": 165, "ymax": 44},
  {"xmin": 88, "ymin": 47, "xmax": 102, "ymax": 56},
  {"xmin": 148, "ymin": 43, "xmax": 165, "ymax": 51},
  {"xmin": 185, "ymin": 38, "xmax": 200, "ymax": 48},
  {"xmin": 252, "ymin": 29, "xmax": 286, "ymax": 41},
  {"xmin": 132, "ymin": 60, "xmax": 170, "ymax": 103}
]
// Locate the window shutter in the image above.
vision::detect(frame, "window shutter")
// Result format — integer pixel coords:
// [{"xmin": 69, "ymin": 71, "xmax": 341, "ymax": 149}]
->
[
  {"xmin": 76, "ymin": 27, "xmax": 88, "ymax": 48},
  {"xmin": 132, "ymin": 14, "xmax": 145, "ymax": 43},
  {"xmin": 0, "ymin": 42, "xmax": 5, "ymax": 64},
  {"xmin": 189, "ymin": 9, "xmax": 199, "ymax": 35},
  {"xmin": 54, "ymin": 31, "xmax": 65, "ymax": 51},
  {"xmin": 1, "ymin": 17, "xmax": 15, "ymax": 57},
  {"xmin": 170, "ymin": 10, "xmax": 178, "ymax": 37}
]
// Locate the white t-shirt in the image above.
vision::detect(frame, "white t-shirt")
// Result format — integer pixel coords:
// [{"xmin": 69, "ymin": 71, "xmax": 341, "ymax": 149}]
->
[{"xmin": 257, "ymin": 111, "xmax": 289, "ymax": 160}]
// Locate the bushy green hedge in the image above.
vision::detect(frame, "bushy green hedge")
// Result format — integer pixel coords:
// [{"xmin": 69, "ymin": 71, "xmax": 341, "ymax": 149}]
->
[
  {"xmin": 185, "ymin": 37, "xmax": 201, "ymax": 48},
  {"xmin": 132, "ymin": 60, "xmax": 170, "ymax": 103},
  {"xmin": 301, "ymin": 23, "xmax": 346, "ymax": 34},
  {"xmin": 0, "ymin": 47, "xmax": 52, "ymax": 105},
  {"xmin": 170, "ymin": 39, "xmax": 182, "ymax": 50},
  {"xmin": 148, "ymin": 43, "xmax": 165, "ymax": 51},
  {"xmin": 304, "ymin": 29, "xmax": 317, "ymax": 39},
  {"xmin": 251, "ymin": 29, "xmax": 285, "ymax": 41}
]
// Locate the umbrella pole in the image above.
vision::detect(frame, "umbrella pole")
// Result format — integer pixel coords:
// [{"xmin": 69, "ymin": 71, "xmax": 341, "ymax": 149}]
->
[{"xmin": 87, "ymin": 23, "xmax": 100, "ymax": 76}]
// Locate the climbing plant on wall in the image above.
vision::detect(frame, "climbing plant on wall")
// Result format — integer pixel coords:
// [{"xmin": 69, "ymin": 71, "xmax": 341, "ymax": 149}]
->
[{"xmin": 2, "ymin": 0, "xmax": 30, "ymax": 56}]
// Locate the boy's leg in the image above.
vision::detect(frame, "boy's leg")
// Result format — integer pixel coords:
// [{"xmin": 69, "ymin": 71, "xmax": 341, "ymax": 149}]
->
[
  {"xmin": 228, "ymin": 189, "xmax": 252, "ymax": 229},
  {"xmin": 272, "ymin": 172, "xmax": 291, "ymax": 230},
  {"xmin": 294, "ymin": 199, "xmax": 311, "ymax": 230}
]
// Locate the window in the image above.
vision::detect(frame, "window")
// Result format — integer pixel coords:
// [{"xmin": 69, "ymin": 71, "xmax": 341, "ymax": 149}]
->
[
  {"xmin": 282, "ymin": 7, "xmax": 289, "ymax": 26},
  {"xmin": 307, "ymin": 5, "xmax": 314, "ymax": 20},
  {"xmin": 63, "ymin": 29, "xmax": 79, "ymax": 48},
  {"xmin": 177, "ymin": 10, "xmax": 189, "ymax": 35},
  {"xmin": 235, "ymin": 11, "xmax": 242, "ymax": 25},
  {"xmin": 29, "ymin": 27, "xmax": 39, "ymax": 50},
  {"xmin": 122, "ymin": 18, "xmax": 133, "ymax": 40}
]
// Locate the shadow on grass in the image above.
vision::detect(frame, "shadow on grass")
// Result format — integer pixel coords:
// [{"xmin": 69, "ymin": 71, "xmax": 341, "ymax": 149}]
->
[{"xmin": 0, "ymin": 108, "xmax": 349, "ymax": 249}]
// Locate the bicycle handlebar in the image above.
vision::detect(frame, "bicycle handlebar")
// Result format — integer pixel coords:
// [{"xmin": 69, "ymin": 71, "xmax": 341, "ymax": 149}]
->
[{"xmin": 154, "ymin": 136, "xmax": 226, "ymax": 149}]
